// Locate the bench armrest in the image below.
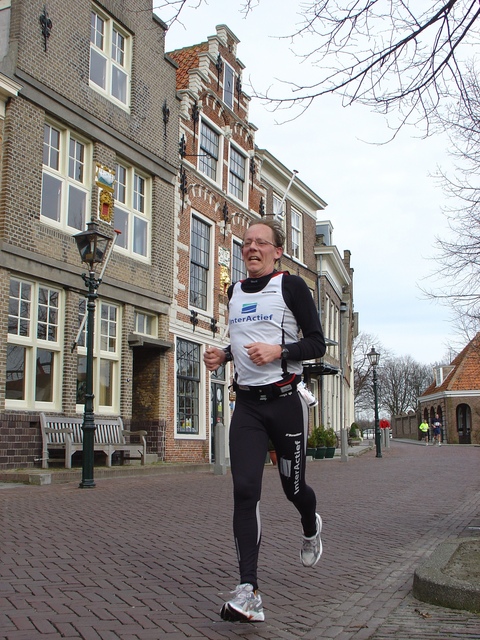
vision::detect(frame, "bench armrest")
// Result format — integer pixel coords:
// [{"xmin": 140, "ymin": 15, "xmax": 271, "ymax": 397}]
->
[{"xmin": 122, "ymin": 430, "xmax": 147, "ymax": 437}]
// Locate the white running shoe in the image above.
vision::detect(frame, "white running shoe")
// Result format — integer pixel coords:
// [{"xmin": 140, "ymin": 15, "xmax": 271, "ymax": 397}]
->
[
  {"xmin": 301, "ymin": 513, "xmax": 323, "ymax": 567},
  {"xmin": 220, "ymin": 583, "xmax": 265, "ymax": 622}
]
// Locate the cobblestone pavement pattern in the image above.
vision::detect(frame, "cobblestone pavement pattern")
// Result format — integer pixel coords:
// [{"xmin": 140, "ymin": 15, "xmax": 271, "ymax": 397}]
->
[{"xmin": 1, "ymin": 441, "xmax": 479, "ymax": 640}]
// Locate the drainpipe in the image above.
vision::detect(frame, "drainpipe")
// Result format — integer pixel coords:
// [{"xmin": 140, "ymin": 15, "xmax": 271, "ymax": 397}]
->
[{"xmin": 317, "ymin": 254, "xmax": 324, "ymax": 429}]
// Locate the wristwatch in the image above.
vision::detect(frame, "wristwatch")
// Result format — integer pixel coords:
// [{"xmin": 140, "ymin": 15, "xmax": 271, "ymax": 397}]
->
[
  {"xmin": 223, "ymin": 347, "xmax": 233, "ymax": 362},
  {"xmin": 280, "ymin": 345, "xmax": 290, "ymax": 360}
]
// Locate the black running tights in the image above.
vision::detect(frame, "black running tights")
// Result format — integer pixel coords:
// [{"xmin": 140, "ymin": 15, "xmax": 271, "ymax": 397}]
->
[{"xmin": 229, "ymin": 390, "xmax": 317, "ymax": 590}]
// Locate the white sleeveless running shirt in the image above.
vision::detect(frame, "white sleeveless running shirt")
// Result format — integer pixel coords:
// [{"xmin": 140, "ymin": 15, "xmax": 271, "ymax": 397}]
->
[{"xmin": 229, "ymin": 272, "xmax": 302, "ymax": 386}]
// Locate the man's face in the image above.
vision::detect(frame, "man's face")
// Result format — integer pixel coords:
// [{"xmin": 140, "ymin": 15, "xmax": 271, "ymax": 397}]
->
[{"xmin": 242, "ymin": 224, "xmax": 283, "ymax": 278}]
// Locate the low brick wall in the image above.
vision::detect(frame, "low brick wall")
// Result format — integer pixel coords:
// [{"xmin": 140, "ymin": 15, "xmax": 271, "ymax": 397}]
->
[
  {"xmin": 392, "ymin": 412, "xmax": 421, "ymax": 440},
  {"xmin": 0, "ymin": 412, "xmax": 41, "ymax": 469}
]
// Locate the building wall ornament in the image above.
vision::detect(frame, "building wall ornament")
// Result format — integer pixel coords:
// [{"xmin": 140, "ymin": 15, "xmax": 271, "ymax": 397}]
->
[{"xmin": 220, "ymin": 265, "xmax": 230, "ymax": 291}]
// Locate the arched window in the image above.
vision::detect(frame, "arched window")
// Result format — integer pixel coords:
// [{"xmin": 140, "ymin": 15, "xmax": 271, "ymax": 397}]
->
[{"xmin": 456, "ymin": 404, "xmax": 471, "ymax": 444}]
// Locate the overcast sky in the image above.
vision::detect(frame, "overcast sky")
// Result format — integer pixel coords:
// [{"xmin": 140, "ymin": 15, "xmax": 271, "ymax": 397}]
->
[{"xmin": 155, "ymin": 0, "xmax": 459, "ymax": 365}]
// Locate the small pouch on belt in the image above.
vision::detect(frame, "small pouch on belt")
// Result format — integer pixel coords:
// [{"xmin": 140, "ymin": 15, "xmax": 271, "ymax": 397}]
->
[{"xmin": 273, "ymin": 373, "xmax": 299, "ymax": 397}]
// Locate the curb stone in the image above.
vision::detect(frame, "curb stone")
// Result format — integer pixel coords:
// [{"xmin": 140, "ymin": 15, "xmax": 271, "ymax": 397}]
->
[{"xmin": 413, "ymin": 537, "xmax": 480, "ymax": 614}]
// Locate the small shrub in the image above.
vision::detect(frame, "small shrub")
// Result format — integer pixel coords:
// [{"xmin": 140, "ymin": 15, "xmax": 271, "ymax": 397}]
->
[
  {"xmin": 324, "ymin": 427, "xmax": 336, "ymax": 448},
  {"xmin": 310, "ymin": 426, "xmax": 326, "ymax": 447},
  {"xmin": 349, "ymin": 423, "xmax": 359, "ymax": 438}
]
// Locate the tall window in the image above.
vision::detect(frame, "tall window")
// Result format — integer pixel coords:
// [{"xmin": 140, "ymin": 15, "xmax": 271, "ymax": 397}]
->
[
  {"xmin": 77, "ymin": 300, "xmax": 120, "ymax": 412},
  {"xmin": 190, "ymin": 215, "xmax": 211, "ymax": 311},
  {"xmin": 291, "ymin": 208, "xmax": 302, "ymax": 261},
  {"xmin": 6, "ymin": 279, "xmax": 62, "ymax": 407},
  {"xmin": 273, "ymin": 193, "xmax": 283, "ymax": 219},
  {"xmin": 199, "ymin": 121, "xmax": 219, "ymax": 181},
  {"xmin": 324, "ymin": 295, "xmax": 332, "ymax": 352},
  {"xmin": 41, "ymin": 123, "xmax": 90, "ymax": 232},
  {"xmin": 224, "ymin": 63, "xmax": 234, "ymax": 109},
  {"xmin": 232, "ymin": 239, "xmax": 246, "ymax": 283},
  {"xmin": 90, "ymin": 8, "xmax": 131, "ymax": 106},
  {"xmin": 272, "ymin": 192, "xmax": 288, "ymax": 240},
  {"xmin": 229, "ymin": 146, "xmax": 246, "ymax": 201},
  {"xmin": 114, "ymin": 162, "xmax": 150, "ymax": 260},
  {"xmin": 176, "ymin": 339, "xmax": 200, "ymax": 435}
]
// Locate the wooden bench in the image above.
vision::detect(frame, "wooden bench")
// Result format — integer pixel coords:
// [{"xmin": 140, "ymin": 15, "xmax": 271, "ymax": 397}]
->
[{"xmin": 39, "ymin": 413, "xmax": 147, "ymax": 469}]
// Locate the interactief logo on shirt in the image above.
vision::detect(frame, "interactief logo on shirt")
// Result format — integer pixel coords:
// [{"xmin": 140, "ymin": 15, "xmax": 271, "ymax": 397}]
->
[
  {"xmin": 230, "ymin": 303, "xmax": 273, "ymax": 324},
  {"xmin": 242, "ymin": 303, "xmax": 257, "ymax": 314}
]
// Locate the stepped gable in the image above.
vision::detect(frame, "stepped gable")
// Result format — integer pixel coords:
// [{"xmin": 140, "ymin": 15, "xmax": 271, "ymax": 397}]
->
[{"xmin": 168, "ymin": 43, "xmax": 209, "ymax": 90}]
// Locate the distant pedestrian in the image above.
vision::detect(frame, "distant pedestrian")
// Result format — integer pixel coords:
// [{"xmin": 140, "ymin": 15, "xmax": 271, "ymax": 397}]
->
[
  {"xmin": 432, "ymin": 414, "xmax": 442, "ymax": 445},
  {"xmin": 419, "ymin": 420, "xmax": 429, "ymax": 445}
]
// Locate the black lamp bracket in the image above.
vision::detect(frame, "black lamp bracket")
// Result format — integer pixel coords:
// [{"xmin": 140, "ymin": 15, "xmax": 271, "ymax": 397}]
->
[{"xmin": 39, "ymin": 5, "xmax": 52, "ymax": 52}]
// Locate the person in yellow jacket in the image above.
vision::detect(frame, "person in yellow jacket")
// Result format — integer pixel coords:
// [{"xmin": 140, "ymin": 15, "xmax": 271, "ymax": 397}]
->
[{"xmin": 419, "ymin": 420, "xmax": 429, "ymax": 445}]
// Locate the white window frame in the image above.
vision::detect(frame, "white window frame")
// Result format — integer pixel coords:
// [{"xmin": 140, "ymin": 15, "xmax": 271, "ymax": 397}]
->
[
  {"xmin": 273, "ymin": 192, "xmax": 288, "ymax": 248},
  {"xmin": 175, "ymin": 337, "xmax": 206, "ymax": 439},
  {"xmin": 228, "ymin": 144, "xmax": 247, "ymax": 203},
  {"xmin": 6, "ymin": 278, "xmax": 63, "ymax": 410},
  {"xmin": 198, "ymin": 118, "xmax": 221, "ymax": 185},
  {"xmin": 113, "ymin": 161, "xmax": 151, "ymax": 262},
  {"xmin": 189, "ymin": 212, "xmax": 213, "ymax": 314},
  {"xmin": 90, "ymin": 6, "xmax": 131, "ymax": 109},
  {"xmin": 291, "ymin": 208, "xmax": 303, "ymax": 262},
  {"xmin": 76, "ymin": 298, "xmax": 121, "ymax": 415},
  {"xmin": 41, "ymin": 122, "xmax": 91, "ymax": 233},
  {"xmin": 325, "ymin": 295, "xmax": 333, "ymax": 354},
  {"xmin": 134, "ymin": 310, "xmax": 157, "ymax": 337},
  {"xmin": 223, "ymin": 62, "xmax": 235, "ymax": 109},
  {"xmin": 273, "ymin": 193, "xmax": 283, "ymax": 219},
  {"xmin": 231, "ymin": 237, "xmax": 246, "ymax": 284}
]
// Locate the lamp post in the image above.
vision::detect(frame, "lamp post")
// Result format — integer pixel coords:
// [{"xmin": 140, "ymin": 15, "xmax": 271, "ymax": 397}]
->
[
  {"xmin": 73, "ymin": 220, "xmax": 112, "ymax": 488},
  {"xmin": 367, "ymin": 346, "xmax": 382, "ymax": 458}
]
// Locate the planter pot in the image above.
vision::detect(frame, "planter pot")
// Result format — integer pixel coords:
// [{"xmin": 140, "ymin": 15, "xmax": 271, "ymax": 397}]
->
[
  {"xmin": 325, "ymin": 446, "xmax": 336, "ymax": 458},
  {"xmin": 306, "ymin": 447, "xmax": 316, "ymax": 459},
  {"xmin": 315, "ymin": 446, "xmax": 327, "ymax": 459}
]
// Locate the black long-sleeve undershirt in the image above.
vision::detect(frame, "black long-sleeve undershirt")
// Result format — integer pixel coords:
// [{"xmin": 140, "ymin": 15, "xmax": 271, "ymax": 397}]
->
[{"xmin": 227, "ymin": 270, "xmax": 326, "ymax": 362}]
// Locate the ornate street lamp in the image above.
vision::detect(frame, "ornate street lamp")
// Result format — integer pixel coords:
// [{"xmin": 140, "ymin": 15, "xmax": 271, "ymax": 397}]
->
[
  {"xmin": 74, "ymin": 220, "xmax": 112, "ymax": 488},
  {"xmin": 367, "ymin": 346, "xmax": 382, "ymax": 458}
]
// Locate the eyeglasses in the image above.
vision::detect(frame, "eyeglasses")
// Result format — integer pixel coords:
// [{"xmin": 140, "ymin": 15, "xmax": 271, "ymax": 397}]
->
[{"xmin": 241, "ymin": 238, "xmax": 278, "ymax": 249}]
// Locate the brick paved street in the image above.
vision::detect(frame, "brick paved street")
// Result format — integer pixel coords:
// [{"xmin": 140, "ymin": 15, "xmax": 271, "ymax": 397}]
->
[{"xmin": 1, "ymin": 441, "xmax": 479, "ymax": 640}]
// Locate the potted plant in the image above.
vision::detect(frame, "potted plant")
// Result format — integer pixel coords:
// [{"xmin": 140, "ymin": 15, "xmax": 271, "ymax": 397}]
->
[
  {"xmin": 312, "ymin": 426, "xmax": 327, "ymax": 459},
  {"xmin": 324, "ymin": 427, "xmax": 337, "ymax": 458},
  {"xmin": 306, "ymin": 432, "xmax": 316, "ymax": 459}
]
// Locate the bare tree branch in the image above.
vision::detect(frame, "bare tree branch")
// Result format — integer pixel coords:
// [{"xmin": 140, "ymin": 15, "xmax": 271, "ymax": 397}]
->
[
  {"xmin": 154, "ymin": 0, "xmax": 260, "ymax": 27},
  {"xmin": 156, "ymin": 1, "xmax": 480, "ymax": 133},
  {"xmin": 252, "ymin": 1, "xmax": 480, "ymax": 133},
  {"xmin": 420, "ymin": 64, "xmax": 480, "ymax": 339}
]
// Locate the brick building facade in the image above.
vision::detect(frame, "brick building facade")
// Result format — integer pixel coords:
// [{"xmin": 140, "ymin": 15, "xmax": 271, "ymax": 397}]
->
[
  {"xmin": 0, "ymin": 7, "xmax": 356, "ymax": 469},
  {"xmin": 314, "ymin": 222, "xmax": 356, "ymax": 435},
  {"xmin": 418, "ymin": 333, "xmax": 480, "ymax": 445},
  {"xmin": 166, "ymin": 25, "xmax": 264, "ymax": 463},
  {"xmin": 167, "ymin": 26, "xmax": 356, "ymax": 463},
  {"xmin": 0, "ymin": 0, "xmax": 178, "ymax": 469}
]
